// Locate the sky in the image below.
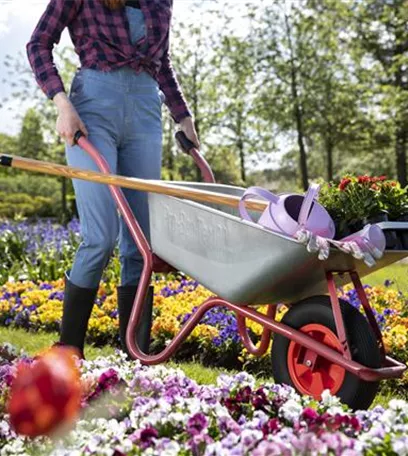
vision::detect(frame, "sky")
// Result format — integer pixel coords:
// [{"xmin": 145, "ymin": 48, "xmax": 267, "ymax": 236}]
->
[{"xmin": 0, "ymin": 0, "xmax": 247, "ymax": 136}]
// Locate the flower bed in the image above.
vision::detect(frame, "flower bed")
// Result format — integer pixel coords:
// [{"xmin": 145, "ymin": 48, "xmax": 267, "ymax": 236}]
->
[
  {"xmin": 0, "ymin": 343, "xmax": 408, "ymax": 455},
  {"xmin": 0, "ymin": 276, "xmax": 407, "ymax": 392}
]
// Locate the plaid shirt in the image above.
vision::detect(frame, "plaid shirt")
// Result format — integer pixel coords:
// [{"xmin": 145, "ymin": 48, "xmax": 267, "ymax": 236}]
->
[{"xmin": 26, "ymin": 0, "xmax": 192, "ymax": 123}]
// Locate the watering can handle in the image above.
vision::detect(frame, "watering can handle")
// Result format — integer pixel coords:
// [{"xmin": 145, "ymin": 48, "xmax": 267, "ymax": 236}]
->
[
  {"xmin": 239, "ymin": 186, "xmax": 279, "ymax": 223},
  {"xmin": 298, "ymin": 183, "xmax": 320, "ymax": 227}
]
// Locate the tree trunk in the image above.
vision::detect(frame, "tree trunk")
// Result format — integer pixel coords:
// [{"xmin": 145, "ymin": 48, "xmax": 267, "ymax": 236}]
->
[
  {"xmin": 237, "ymin": 111, "xmax": 246, "ymax": 183},
  {"xmin": 395, "ymin": 121, "xmax": 407, "ymax": 186},
  {"xmin": 238, "ymin": 138, "xmax": 246, "ymax": 183},
  {"xmin": 294, "ymin": 101, "xmax": 308, "ymax": 190},
  {"xmin": 326, "ymin": 135, "xmax": 334, "ymax": 182},
  {"xmin": 394, "ymin": 57, "xmax": 407, "ymax": 185},
  {"xmin": 285, "ymin": 13, "xmax": 308, "ymax": 190}
]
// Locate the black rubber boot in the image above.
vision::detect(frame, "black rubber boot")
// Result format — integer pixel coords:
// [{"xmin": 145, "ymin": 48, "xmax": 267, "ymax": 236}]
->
[
  {"xmin": 117, "ymin": 285, "xmax": 154, "ymax": 356},
  {"xmin": 59, "ymin": 273, "xmax": 98, "ymax": 358}
]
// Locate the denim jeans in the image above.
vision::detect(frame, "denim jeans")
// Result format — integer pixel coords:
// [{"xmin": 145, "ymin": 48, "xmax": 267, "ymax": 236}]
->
[{"xmin": 66, "ymin": 8, "xmax": 163, "ymax": 288}]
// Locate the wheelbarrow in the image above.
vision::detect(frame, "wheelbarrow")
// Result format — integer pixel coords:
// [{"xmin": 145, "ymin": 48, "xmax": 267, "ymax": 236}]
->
[{"xmin": 1, "ymin": 130, "xmax": 407, "ymax": 411}]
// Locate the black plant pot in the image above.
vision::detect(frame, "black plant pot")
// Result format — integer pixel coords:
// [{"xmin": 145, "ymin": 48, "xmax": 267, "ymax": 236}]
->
[
  {"xmin": 362, "ymin": 212, "xmax": 388, "ymax": 225},
  {"xmin": 334, "ymin": 219, "xmax": 350, "ymax": 240},
  {"xmin": 348, "ymin": 220, "xmax": 364, "ymax": 234},
  {"xmin": 396, "ymin": 214, "xmax": 408, "ymax": 250}
]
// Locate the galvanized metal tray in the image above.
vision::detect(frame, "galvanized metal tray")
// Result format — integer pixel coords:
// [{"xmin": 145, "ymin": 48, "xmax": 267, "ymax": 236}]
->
[{"xmin": 149, "ymin": 182, "xmax": 408, "ymax": 305}]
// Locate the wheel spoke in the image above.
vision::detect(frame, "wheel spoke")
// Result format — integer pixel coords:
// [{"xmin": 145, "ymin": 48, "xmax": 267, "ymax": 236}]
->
[
  {"xmin": 311, "ymin": 371, "xmax": 325, "ymax": 393},
  {"xmin": 294, "ymin": 363, "xmax": 310, "ymax": 379},
  {"xmin": 320, "ymin": 369, "xmax": 334, "ymax": 390},
  {"xmin": 327, "ymin": 363, "xmax": 344, "ymax": 385},
  {"xmin": 309, "ymin": 330, "xmax": 325, "ymax": 343}
]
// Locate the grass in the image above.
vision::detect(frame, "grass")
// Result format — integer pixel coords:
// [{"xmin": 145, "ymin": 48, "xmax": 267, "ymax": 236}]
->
[
  {"xmin": 364, "ymin": 261, "xmax": 408, "ymax": 292},
  {"xmin": 0, "ymin": 326, "xmax": 235, "ymax": 386},
  {"xmin": 0, "ymin": 326, "xmax": 402, "ymax": 409}
]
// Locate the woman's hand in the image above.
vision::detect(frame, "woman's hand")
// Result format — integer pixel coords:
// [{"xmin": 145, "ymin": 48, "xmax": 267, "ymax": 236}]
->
[
  {"xmin": 54, "ymin": 92, "xmax": 88, "ymax": 146},
  {"xmin": 179, "ymin": 116, "xmax": 200, "ymax": 149}
]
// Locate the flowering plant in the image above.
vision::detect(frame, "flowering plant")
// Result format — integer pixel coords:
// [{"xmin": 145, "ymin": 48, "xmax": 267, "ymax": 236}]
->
[
  {"xmin": 319, "ymin": 174, "xmax": 408, "ymax": 235},
  {"xmin": 338, "ymin": 175, "xmax": 385, "ymax": 225},
  {"xmin": 1, "ymin": 344, "xmax": 408, "ymax": 455},
  {"xmin": 378, "ymin": 180, "xmax": 408, "ymax": 220}
]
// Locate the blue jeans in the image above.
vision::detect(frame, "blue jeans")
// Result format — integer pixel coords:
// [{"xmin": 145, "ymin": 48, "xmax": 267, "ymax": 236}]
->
[{"xmin": 66, "ymin": 67, "xmax": 163, "ymax": 288}]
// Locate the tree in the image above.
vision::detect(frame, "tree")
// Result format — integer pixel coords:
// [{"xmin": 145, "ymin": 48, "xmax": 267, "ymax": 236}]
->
[
  {"xmin": 351, "ymin": 0, "xmax": 408, "ymax": 185},
  {"xmin": 18, "ymin": 108, "xmax": 47, "ymax": 160},
  {"xmin": 255, "ymin": 1, "xmax": 313, "ymax": 190},
  {"xmin": 1, "ymin": 47, "xmax": 78, "ymax": 221}
]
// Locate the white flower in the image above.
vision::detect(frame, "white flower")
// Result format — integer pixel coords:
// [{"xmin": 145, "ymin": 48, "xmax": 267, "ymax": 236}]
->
[
  {"xmin": 279, "ymin": 399, "xmax": 303, "ymax": 423},
  {"xmin": 327, "ymin": 405, "xmax": 345, "ymax": 416},
  {"xmin": 389, "ymin": 399, "xmax": 408, "ymax": 416},
  {"xmin": 392, "ymin": 436, "xmax": 408, "ymax": 456},
  {"xmin": 0, "ymin": 438, "xmax": 27, "ymax": 455},
  {"xmin": 321, "ymin": 389, "xmax": 341, "ymax": 407}
]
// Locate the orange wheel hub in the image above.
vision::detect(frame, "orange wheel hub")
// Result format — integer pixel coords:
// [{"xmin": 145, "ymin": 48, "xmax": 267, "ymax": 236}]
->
[{"xmin": 287, "ymin": 323, "xmax": 346, "ymax": 399}]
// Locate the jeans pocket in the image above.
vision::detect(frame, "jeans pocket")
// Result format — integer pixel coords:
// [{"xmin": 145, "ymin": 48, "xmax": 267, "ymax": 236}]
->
[{"xmin": 69, "ymin": 72, "xmax": 85, "ymax": 106}]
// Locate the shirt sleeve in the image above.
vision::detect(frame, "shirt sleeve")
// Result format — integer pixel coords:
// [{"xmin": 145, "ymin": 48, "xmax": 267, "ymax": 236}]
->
[
  {"xmin": 26, "ymin": 0, "xmax": 81, "ymax": 100},
  {"xmin": 156, "ymin": 35, "xmax": 192, "ymax": 124}
]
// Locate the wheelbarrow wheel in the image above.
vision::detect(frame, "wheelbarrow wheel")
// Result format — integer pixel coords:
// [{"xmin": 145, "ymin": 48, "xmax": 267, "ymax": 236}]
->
[{"xmin": 271, "ymin": 296, "xmax": 381, "ymax": 410}]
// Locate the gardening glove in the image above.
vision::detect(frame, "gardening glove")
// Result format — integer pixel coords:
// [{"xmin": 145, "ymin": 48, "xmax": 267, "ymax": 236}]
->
[
  {"xmin": 295, "ymin": 230, "xmax": 330, "ymax": 260},
  {"xmin": 296, "ymin": 229, "xmax": 378, "ymax": 267},
  {"xmin": 330, "ymin": 239, "xmax": 377, "ymax": 267}
]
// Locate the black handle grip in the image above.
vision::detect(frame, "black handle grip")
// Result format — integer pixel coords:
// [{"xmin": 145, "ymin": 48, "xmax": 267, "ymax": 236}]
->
[
  {"xmin": 0, "ymin": 155, "xmax": 13, "ymax": 167},
  {"xmin": 175, "ymin": 131, "xmax": 197, "ymax": 155},
  {"xmin": 74, "ymin": 130, "xmax": 85, "ymax": 145}
]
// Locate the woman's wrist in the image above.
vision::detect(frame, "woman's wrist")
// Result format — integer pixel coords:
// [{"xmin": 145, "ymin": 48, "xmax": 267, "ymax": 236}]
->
[
  {"xmin": 179, "ymin": 115, "xmax": 194, "ymax": 125},
  {"xmin": 53, "ymin": 92, "xmax": 73, "ymax": 112}
]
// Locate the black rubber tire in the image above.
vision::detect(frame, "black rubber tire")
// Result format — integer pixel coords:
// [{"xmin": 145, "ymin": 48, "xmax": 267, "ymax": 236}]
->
[{"xmin": 271, "ymin": 296, "xmax": 381, "ymax": 410}]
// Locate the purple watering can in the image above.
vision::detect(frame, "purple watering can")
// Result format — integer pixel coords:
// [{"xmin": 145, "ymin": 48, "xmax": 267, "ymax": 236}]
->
[
  {"xmin": 239, "ymin": 183, "xmax": 336, "ymax": 239},
  {"xmin": 340, "ymin": 224, "xmax": 386, "ymax": 255}
]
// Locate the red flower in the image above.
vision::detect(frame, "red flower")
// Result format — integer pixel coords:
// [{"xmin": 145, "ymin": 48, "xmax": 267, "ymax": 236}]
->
[
  {"xmin": 357, "ymin": 175, "xmax": 370, "ymax": 184},
  {"xmin": 379, "ymin": 175, "xmax": 387, "ymax": 181},
  {"xmin": 339, "ymin": 178, "xmax": 352, "ymax": 191}
]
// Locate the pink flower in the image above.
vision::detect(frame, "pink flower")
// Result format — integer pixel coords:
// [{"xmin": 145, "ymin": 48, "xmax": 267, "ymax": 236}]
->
[{"xmin": 187, "ymin": 413, "xmax": 208, "ymax": 436}]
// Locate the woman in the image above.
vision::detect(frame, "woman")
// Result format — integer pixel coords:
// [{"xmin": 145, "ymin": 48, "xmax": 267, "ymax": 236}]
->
[{"xmin": 27, "ymin": 0, "xmax": 199, "ymax": 357}]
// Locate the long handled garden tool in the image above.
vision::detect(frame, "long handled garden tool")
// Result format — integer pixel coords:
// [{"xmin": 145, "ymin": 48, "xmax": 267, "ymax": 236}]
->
[{"xmin": 0, "ymin": 131, "xmax": 268, "ymax": 213}]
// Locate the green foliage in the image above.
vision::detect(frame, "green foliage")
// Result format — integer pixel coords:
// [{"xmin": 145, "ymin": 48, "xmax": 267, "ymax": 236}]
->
[
  {"xmin": 18, "ymin": 108, "xmax": 47, "ymax": 160},
  {"xmin": 0, "ymin": 192, "xmax": 53, "ymax": 218},
  {"xmin": 379, "ymin": 181, "xmax": 408, "ymax": 220}
]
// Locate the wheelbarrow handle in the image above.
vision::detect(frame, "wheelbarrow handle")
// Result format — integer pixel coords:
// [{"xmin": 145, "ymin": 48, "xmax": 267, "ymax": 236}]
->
[
  {"xmin": 175, "ymin": 131, "xmax": 216, "ymax": 184},
  {"xmin": 74, "ymin": 130, "xmax": 85, "ymax": 145}
]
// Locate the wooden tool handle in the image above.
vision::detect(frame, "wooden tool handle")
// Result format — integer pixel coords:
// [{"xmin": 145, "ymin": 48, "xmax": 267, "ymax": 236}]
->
[{"xmin": 0, "ymin": 154, "xmax": 267, "ymax": 212}]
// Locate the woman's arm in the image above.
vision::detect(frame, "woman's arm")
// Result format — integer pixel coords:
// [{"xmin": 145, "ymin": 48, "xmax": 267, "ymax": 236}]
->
[
  {"xmin": 26, "ymin": 0, "xmax": 82, "ymax": 100},
  {"xmin": 157, "ymin": 46, "xmax": 199, "ymax": 147},
  {"xmin": 156, "ymin": 49, "xmax": 192, "ymax": 123},
  {"xmin": 27, "ymin": 0, "xmax": 87, "ymax": 145}
]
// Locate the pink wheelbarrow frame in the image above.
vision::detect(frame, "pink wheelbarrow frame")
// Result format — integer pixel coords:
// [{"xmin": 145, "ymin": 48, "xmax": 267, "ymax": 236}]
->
[{"xmin": 74, "ymin": 131, "xmax": 406, "ymax": 405}]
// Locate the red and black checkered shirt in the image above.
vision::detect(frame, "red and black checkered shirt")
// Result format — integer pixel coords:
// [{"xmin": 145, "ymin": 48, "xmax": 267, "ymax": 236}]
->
[{"xmin": 26, "ymin": 0, "xmax": 192, "ymax": 123}]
